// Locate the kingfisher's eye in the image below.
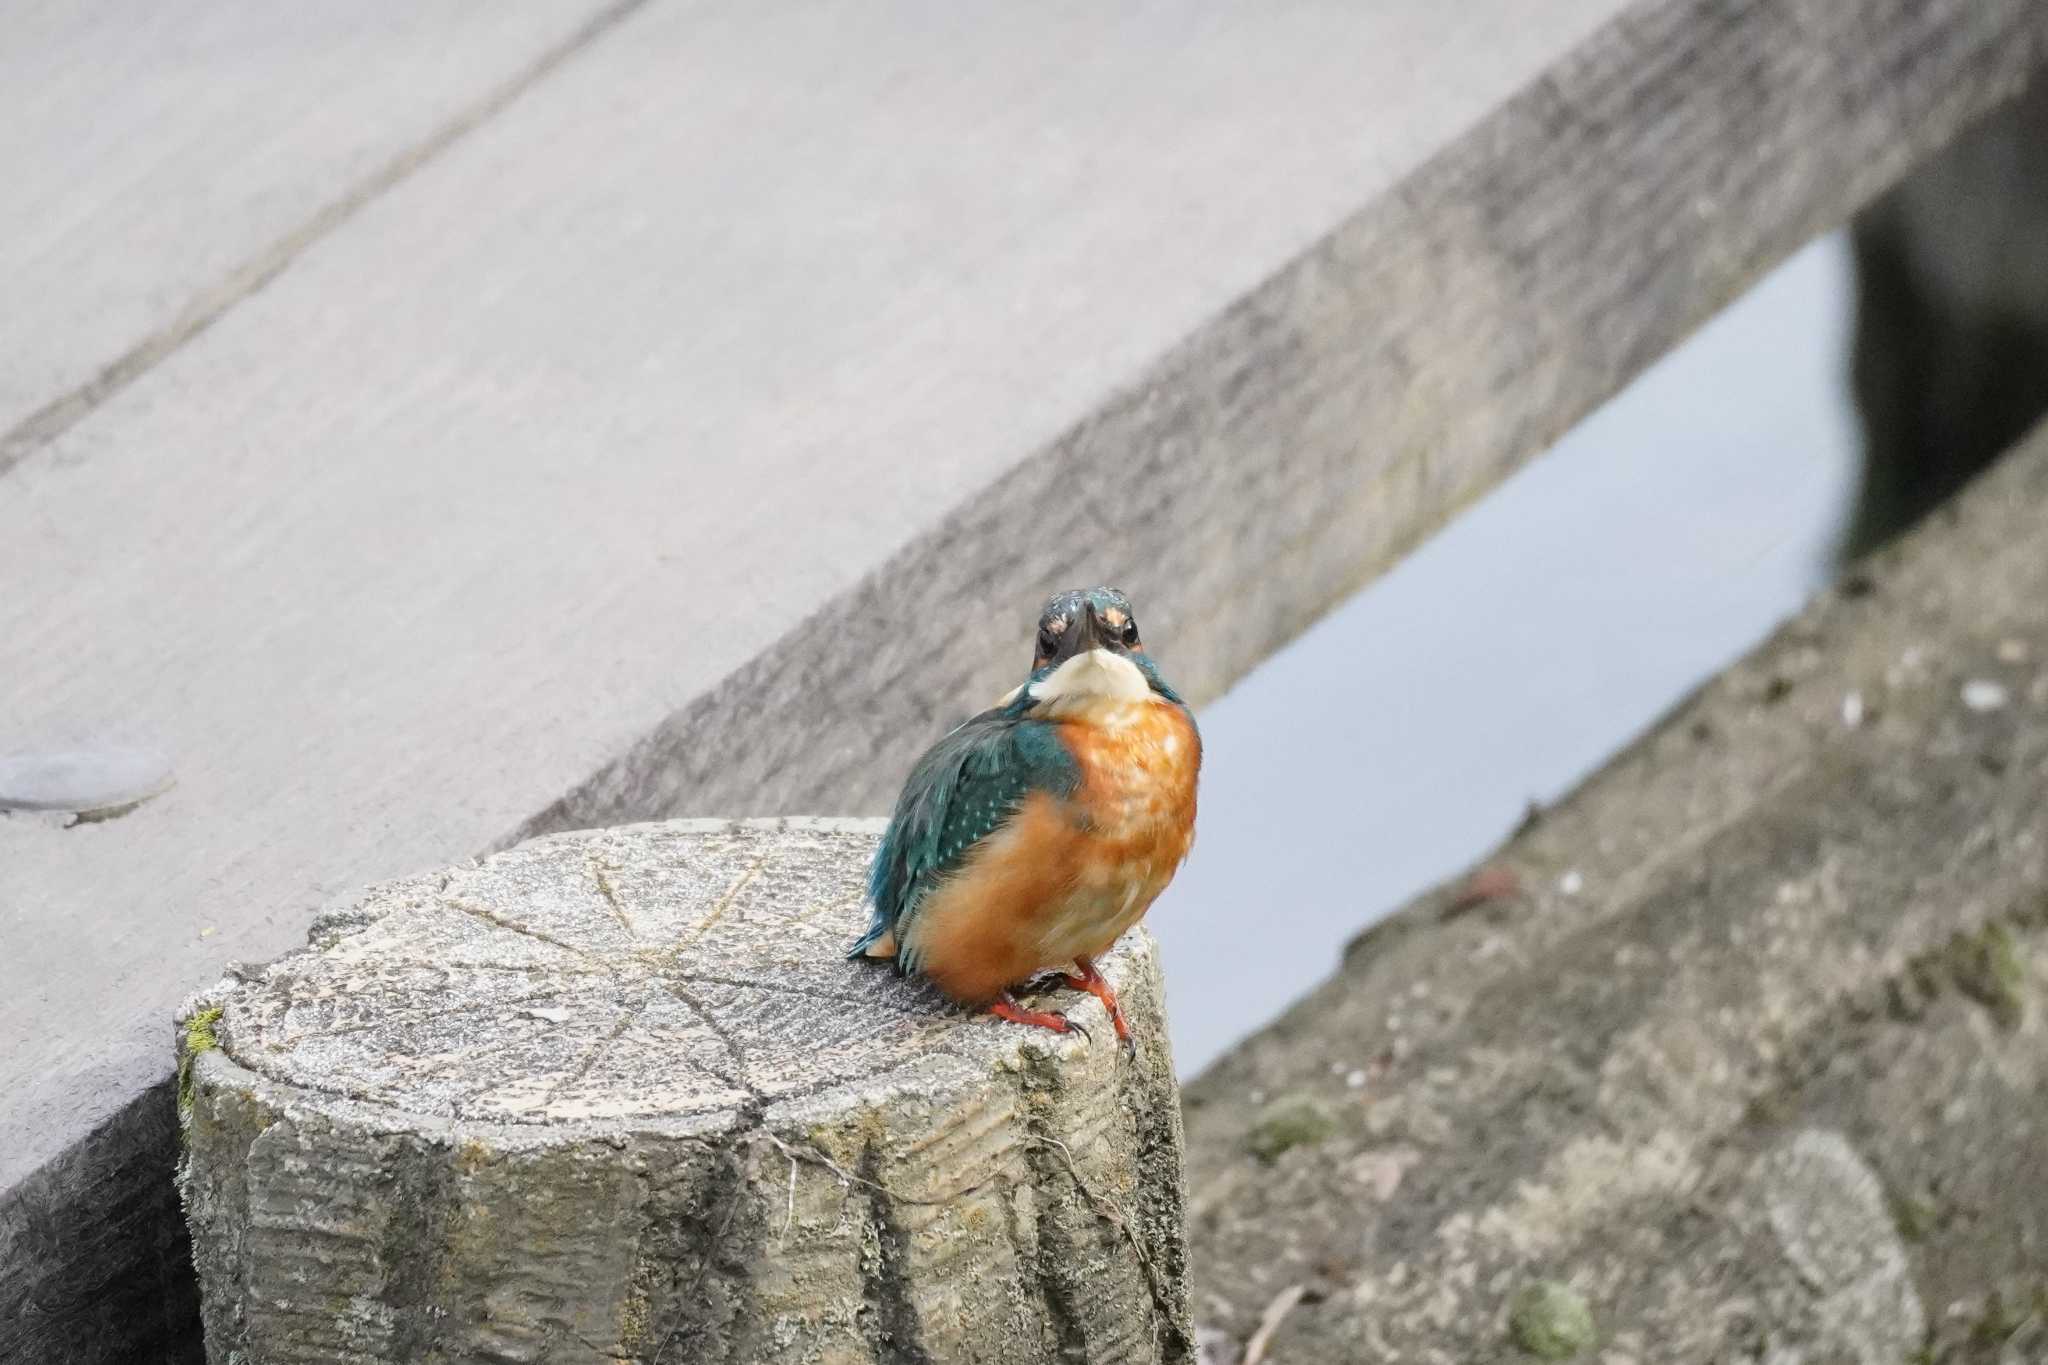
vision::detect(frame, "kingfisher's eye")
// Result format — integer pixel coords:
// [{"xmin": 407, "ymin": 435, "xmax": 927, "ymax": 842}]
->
[
  {"xmin": 1037, "ymin": 626, "xmax": 1059, "ymax": 657},
  {"xmin": 1121, "ymin": 619, "xmax": 1140, "ymax": 647}
]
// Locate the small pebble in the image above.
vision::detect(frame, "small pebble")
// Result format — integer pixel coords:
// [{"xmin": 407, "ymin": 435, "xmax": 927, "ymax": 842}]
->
[
  {"xmin": 1558, "ymin": 870, "xmax": 1584, "ymax": 896},
  {"xmin": 1351, "ymin": 1146, "xmax": 1418, "ymax": 1201},
  {"xmin": 1961, "ymin": 679, "xmax": 2009, "ymax": 713},
  {"xmin": 1841, "ymin": 691, "xmax": 1865, "ymax": 727},
  {"xmin": 1345, "ymin": 1069, "xmax": 1368, "ymax": 1090},
  {"xmin": 1997, "ymin": 638, "xmax": 2028, "ymax": 664},
  {"xmin": 1446, "ymin": 865, "xmax": 1521, "ymax": 915},
  {"xmin": 1509, "ymin": 1280, "xmax": 1596, "ymax": 1358}
]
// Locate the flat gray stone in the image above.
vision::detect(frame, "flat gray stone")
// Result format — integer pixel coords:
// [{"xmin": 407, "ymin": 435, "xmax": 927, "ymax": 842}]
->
[
  {"xmin": 0, "ymin": 746, "xmax": 172, "ymax": 815},
  {"xmin": 1753, "ymin": 1130, "xmax": 1924, "ymax": 1364},
  {"xmin": 181, "ymin": 818, "xmax": 1191, "ymax": 1364}
]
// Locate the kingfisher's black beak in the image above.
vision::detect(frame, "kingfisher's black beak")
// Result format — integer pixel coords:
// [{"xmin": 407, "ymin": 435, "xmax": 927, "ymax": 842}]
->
[
  {"xmin": 1076, "ymin": 601, "xmax": 1109, "ymax": 652},
  {"xmin": 1043, "ymin": 602, "xmax": 1107, "ymax": 669}
]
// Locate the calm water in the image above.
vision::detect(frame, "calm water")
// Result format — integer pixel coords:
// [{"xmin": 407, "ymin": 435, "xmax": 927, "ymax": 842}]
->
[{"xmin": 1157, "ymin": 233, "xmax": 1861, "ymax": 1075}]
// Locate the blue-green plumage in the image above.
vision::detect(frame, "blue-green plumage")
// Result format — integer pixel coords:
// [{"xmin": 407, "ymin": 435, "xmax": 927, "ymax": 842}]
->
[
  {"xmin": 848, "ymin": 688, "xmax": 1080, "ymax": 974},
  {"xmin": 848, "ymin": 585, "xmax": 1195, "ymax": 1013}
]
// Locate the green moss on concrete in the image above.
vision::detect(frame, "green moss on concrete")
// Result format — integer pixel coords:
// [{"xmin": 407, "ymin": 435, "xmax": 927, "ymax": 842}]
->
[
  {"xmin": 1948, "ymin": 921, "xmax": 2025, "ymax": 1030},
  {"xmin": 1246, "ymin": 1093, "xmax": 1336, "ymax": 1163},
  {"xmin": 1886, "ymin": 1186, "xmax": 1938, "ymax": 1244},
  {"xmin": 617, "ymin": 1283, "xmax": 652, "ymax": 1355},
  {"xmin": 1508, "ymin": 1280, "xmax": 1595, "ymax": 1359},
  {"xmin": 177, "ymin": 1005, "xmax": 224, "ymax": 1116},
  {"xmin": 1967, "ymin": 1288, "xmax": 2026, "ymax": 1351}
]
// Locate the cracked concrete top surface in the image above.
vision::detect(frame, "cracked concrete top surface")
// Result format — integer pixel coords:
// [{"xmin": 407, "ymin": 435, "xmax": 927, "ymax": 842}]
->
[{"xmin": 199, "ymin": 817, "xmax": 1146, "ymax": 1137}]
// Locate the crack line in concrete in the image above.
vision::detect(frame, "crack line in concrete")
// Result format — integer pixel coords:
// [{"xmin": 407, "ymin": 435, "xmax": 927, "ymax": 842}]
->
[
  {"xmin": 666, "ymin": 850, "xmax": 770, "ymax": 956},
  {"xmin": 443, "ymin": 895, "xmax": 605, "ymax": 965},
  {"xmin": 588, "ymin": 855, "xmax": 638, "ymax": 939},
  {"xmin": 789, "ymin": 893, "xmax": 864, "ymax": 928},
  {"xmin": 666, "ymin": 969, "xmax": 949, "ymax": 1015},
  {"xmin": 658, "ymin": 980, "xmax": 760, "ymax": 1101},
  {"xmin": 265, "ymin": 986, "xmax": 567, "ymax": 1047},
  {"xmin": 0, "ymin": 0, "xmax": 656, "ymax": 479},
  {"xmin": 534, "ymin": 996, "xmax": 646, "ymax": 1112}
]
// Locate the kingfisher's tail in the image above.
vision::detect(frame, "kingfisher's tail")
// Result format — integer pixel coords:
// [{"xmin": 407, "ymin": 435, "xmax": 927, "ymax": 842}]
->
[{"xmin": 845, "ymin": 905, "xmax": 899, "ymax": 962}]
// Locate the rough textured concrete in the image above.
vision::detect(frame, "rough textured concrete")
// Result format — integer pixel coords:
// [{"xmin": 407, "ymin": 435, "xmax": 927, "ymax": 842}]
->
[
  {"xmin": 179, "ymin": 819, "xmax": 1189, "ymax": 1364},
  {"xmin": 1182, "ymin": 421, "xmax": 2048, "ymax": 1362},
  {"xmin": 8, "ymin": 3, "xmax": 2047, "ymax": 1358}
]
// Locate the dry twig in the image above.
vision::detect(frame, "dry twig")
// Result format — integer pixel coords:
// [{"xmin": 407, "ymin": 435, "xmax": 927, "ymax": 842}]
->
[{"xmin": 1242, "ymin": 1283, "xmax": 1307, "ymax": 1365}]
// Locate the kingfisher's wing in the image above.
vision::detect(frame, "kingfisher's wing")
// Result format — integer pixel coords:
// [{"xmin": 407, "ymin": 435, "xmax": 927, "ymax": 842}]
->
[{"xmin": 847, "ymin": 709, "xmax": 1077, "ymax": 973}]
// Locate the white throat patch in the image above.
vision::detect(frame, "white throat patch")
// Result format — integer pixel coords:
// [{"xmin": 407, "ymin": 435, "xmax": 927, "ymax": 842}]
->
[{"xmin": 1026, "ymin": 649, "xmax": 1153, "ymax": 705}]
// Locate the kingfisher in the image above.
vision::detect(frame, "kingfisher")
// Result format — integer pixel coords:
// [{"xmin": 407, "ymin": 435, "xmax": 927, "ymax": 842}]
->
[{"xmin": 848, "ymin": 587, "xmax": 1201, "ymax": 1043}]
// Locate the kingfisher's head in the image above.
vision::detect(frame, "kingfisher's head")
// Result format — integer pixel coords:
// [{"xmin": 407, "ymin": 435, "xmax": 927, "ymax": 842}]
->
[{"xmin": 1012, "ymin": 586, "xmax": 1181, "ymax": 709}]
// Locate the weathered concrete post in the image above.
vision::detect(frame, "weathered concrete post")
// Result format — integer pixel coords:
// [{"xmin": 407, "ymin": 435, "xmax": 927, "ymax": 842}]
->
[{"xmin": 176, "ymin": 818, "xmax": 1191, "ymax": 1364}]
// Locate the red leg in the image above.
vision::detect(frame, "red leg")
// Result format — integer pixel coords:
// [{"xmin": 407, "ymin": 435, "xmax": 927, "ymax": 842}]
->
[
  {"xmin": 989, "ymin": 992, "xmax": 1088, "ymax": 1041},
  {"xmin": 1061, "ymin": 956, "xmax": 1133, "ymax": 1046}
]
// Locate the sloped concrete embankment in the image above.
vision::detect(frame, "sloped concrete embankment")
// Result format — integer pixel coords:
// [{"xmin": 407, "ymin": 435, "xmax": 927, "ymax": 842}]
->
[{"xmin": 1185, "ymin": 421, "xmax": 2048, "ymax": 1363}]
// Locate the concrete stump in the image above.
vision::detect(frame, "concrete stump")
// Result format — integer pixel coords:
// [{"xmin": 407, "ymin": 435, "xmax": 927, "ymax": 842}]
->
[{"xmin": 176, "ymin": 818, "xmax": 1191, "ymax": 1364}]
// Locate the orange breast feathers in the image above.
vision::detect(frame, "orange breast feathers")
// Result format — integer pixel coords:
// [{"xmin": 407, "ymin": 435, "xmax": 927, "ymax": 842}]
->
[
  {"xmin": 907, "ymin": 697, "xmax": 1200, "ymax": 1006},
  {"xmin": 1059, "ymin": 695, "xmax": 1201, "ymax": 875}
]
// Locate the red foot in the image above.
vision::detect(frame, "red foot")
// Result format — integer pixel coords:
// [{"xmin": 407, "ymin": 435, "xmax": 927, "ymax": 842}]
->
[
  {"xmin": 1061, "ymin": 956, "xmax": 1133, "ymax": 1046},
  {"xmin": 990, "ymin": 993, "xmax": 1087, "ymax": 1041}
]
